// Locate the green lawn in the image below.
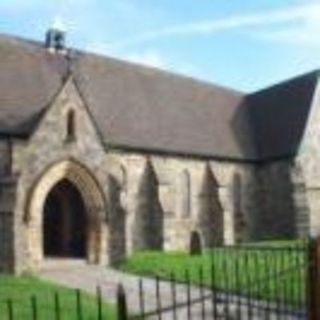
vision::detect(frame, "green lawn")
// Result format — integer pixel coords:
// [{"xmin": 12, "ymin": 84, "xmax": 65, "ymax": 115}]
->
[
  {"xmin": 120, "ymin": 241, "xmax": 307, "ymax": 306},
  {"xmin": 0, "ymin": 276, "xmax": 117, "ymax": 320}
]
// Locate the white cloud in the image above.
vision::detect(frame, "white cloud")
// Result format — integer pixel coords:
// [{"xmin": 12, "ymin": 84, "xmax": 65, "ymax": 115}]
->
[
  {"xmin": 0, "ymin": 0, "xmax": 42, "ymax": 12},
  {"xmin": 255, "ymin": 8, "xmax": 320, "ymax": 47},
  {"xmin": 86, "ymin": 42, "xmax": 114, "ymax": 55},
  {"xmin": 108, "ymin": 2, "xmax": 320, "ymax": 49},
  {"xmin": 87, "ymin": 42, "xmax": 168, "ymax": 67},
  {"xmin": 119, "ymin": 50, "xmax": 205, "ymax": 80},
  {"xmin": 88, "ymin": 43, "xmax": 170, "ymax": 68},
  {"xmin": 125, "ymin": 50, "xmax": 168, "ymax": 69},
  {"xmin": 86, "ymin": 42, "xmax": 204, "ymax": 79},
  {"xmin": 258, "ymin": 26, "xmax": 320, "ymax": 47}
]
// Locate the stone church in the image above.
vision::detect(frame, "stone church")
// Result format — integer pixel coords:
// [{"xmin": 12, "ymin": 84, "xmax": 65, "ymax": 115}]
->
[{"xmin": 0, "ymin": 28, "xmax": 318, "ymax": 274}]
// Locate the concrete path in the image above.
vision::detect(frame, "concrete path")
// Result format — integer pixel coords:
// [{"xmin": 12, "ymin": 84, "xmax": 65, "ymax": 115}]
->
[
  {"xmin": 39, "ymin": 259, "xmax": 222, "ymax": 319},
  {"xmin": 38, "ymin": 259, "xmax": 301, "ymax": 320}
]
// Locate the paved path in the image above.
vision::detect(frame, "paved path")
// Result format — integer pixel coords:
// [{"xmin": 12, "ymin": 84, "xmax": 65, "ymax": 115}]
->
[
  {"xmin": 39, "ymin": 259, "xmax": 221, "ymax": 319},
  {"xmin": 39, "ymin": 259, "xmax": 302, "ymax": 320}
]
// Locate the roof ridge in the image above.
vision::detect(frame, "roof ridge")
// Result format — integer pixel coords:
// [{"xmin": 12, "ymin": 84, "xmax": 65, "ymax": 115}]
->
[
  {"xmin": 248, "ymin": 69, "xmax": 320, "ymax": 96},
  {"xmin": 0, "ymin": 32, "xmax": 244, "ymax": 97},
  {"xmin": 73, "ymin": 49, "xmax": 245, "ymax": 97}
]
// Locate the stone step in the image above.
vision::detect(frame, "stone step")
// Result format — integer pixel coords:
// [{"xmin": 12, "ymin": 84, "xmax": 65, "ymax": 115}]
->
[{"xmin": 39, "ymin": 258, "xmax": 96, "ymax": 272}]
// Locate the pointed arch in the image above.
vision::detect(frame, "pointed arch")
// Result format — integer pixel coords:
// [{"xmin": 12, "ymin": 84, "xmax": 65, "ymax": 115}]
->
[
  {"xmin": 43, "ymin": 178, "xmax": 87, "ymax": 258},
  {"xmin": 66, "ymin": 109, "xmax": 76, "ymax": 141},
  {"xmin": 25, "ymin": 159, "xmax": 108, "ymax": 267}
]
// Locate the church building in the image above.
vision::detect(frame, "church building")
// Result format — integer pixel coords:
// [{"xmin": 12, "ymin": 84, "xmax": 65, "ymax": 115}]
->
[{"xmin": 0, "ymin": 28, "xmax": 318, "ymax": 273}]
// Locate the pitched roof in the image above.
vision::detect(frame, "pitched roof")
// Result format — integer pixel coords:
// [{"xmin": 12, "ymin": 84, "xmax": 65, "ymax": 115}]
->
[
  {"xmin": 0, "ymin": 34, "xmax": 67, "ymax": 135},
  {"xmin": 0, "ymin": 33, "xmax": 318, "ymax": 161},
  {"xmin": 247, "ymin": 71, "xmax": 319, "ymax": 160},
  {"xmin": 73, "ymin": 52, "xmax": 256, "ymax": 159}
]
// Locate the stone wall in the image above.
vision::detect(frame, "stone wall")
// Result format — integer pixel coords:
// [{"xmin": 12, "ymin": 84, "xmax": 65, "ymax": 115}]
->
[
  {"xmin": 107, "ymin": 175, "xmax": 126, "ymax": 266},
  {"xmin": 296, "ymin": 79, "xmax": 320, "ymax": 237},
  {"xmin": 0, "ymin": 140, "xmax": 12, "ymax": 175},
  {"xmin": 0, "ymin": 140, "xmax": 15, "ymax": 272},
  {"xmin": 240, "ymin": 161, "xmax": 308, "ymax": 241},
  {"xmin": 106, "ymin": 151, "xmax": 248, "ymax": 251},
  {"xmin": 0, "ymin": 212, "xmax": 14, "ymax": 272},
  {"xmin": 0, "ymin": 177, "xmax": 17, "ymax": 272},
  {"xmin": 106, "ymin": 152, "xmax": 307, "ymax": 249}
]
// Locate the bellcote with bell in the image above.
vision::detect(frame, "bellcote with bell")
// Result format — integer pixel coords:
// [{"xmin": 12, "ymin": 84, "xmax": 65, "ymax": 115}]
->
[{"xmin": 45, "ymin": 18, "xmax": 67, "ymax": 54}]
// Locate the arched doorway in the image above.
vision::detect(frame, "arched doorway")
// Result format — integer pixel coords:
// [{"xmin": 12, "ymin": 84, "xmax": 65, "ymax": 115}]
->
[
  {"xmin": 26, "ymin": 159, "xmax": 108, "ymax": 269},
  {"xmin": 43, "ymin": 179, "xmax": 87, "ymax": 258}
]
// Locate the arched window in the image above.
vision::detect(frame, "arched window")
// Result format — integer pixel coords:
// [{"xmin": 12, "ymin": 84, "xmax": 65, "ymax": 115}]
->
[
  {"xmin": 120, "ymin": 165, "xmax": 127, "ymax": 191},
  {"xmin": 180, "ymin": 169, "xmax": 191, "ymax": 218},
  {"xmin": 232, "ymin": 173, "xmax": 246, "ymax": 242},
  {"xmin": 233, "ymin": 173, "xmax": 242, "ymax": 210},
  {"xmin": 66, "ymin": 110, "xmax": 75, "ymax": 142}
]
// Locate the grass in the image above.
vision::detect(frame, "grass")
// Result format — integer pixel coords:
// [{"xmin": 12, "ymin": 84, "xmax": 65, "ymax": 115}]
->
[
  {"xmin": 0, "ymin": 276, "xmax": 117, "ymax": 320},
  {"xmin": 119, "ymin": 241, "xmax": 308, "ymax": 306}
]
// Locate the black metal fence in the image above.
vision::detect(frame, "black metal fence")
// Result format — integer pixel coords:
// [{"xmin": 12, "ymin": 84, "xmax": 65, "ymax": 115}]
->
[
  {"xmin": 0, "ymin": 286, "xmax": 108, "ymax": 320},
  {"xmin": 1, "ymin": 238, "xmax": 320, "ymax": 319},
  {"xmin": 118, "ymin": 239, "xmax": 318, "ymax": 320}
]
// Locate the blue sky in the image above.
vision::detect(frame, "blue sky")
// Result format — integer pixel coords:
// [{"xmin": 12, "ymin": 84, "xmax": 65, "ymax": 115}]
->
[{"xmin": 1, "ymin": 0, "xmax": 320, "ymax": 92}]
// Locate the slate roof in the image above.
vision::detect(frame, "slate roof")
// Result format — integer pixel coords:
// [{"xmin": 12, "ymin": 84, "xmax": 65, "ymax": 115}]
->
[
  {"xmin": 0, "ymin": 33, "xmax": 318, "ymax": 162},
  {"xmin": 247, "ymin": 71, "xmax": 319, "ymax": 160}
]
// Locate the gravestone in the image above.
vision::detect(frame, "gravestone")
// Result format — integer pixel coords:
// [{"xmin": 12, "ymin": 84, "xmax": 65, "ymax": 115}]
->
[{"xmin": 190, "ymin": 231, "xmax": 202, "ymax": 255}]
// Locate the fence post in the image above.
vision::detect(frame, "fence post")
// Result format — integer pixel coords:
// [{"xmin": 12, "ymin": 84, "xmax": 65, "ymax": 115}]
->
[
  {"xmin": 96, "ymin": 286, "xmax": 103, "ymax": 320},
  {"xmin": 31, "ymin": 295, "xmax": 38, "ymax": 320},
  {"xmin": 76, "ymin": 289, "xmax": 83, "ymax": 320},
  {"xmin": 7, "ymin": 299, "xmax": 13, "ymax": 320},
  {"xmin": 54, "ymin": 292, "xmax": 61, "ymax": 320},
  {"xmin": 308, "ymin": 236, "xmax": 320, "ymax": 320},
  {"xmin": 117, "ymin": 284, "xmax": 128, "ymax": 320}
]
